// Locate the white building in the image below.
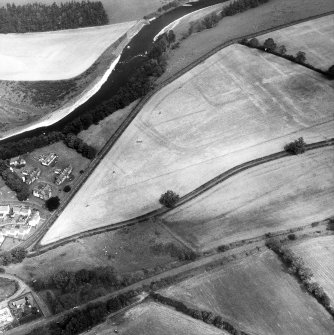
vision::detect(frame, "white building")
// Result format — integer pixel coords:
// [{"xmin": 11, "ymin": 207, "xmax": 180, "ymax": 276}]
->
[
  {"xmin": 28, "ymin": 211, "xmax": 40, "ymax": 227},
  {"xmin": 0, "ymin": 205, "xmax": 10, "ymax": 217}
]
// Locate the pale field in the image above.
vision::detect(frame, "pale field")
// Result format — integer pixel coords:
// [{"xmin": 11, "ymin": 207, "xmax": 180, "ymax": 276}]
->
[
  {"xmin": 161, "ymin": 251, "xmax": 334, "ymax": 335},
  {"xmin": 8, "ymin": 220, "xmax": 181, "ymax": 283},
  {"xmin": 159, "ymin": 0, "xmax": 334, "ymax": 81},
  {"xmin": 78, "ymin": 100, "xmax": 137, "ymax": 150},
  {"xmin": 257, "ymin": 14, "xmax": 334, "ymax": 71},
  {"xmin": 0, "ymin": 0, "xmax": 169, "ymax": 23},
  {"xmin": 0, "ymin": 21, "xmax": 137, "ymax": 81},
  {"xmin": 41, "ymin": 44, "xmax": 334, "ymax": 245},
  {"xmin": 291, "ymin": 235, "xmax": 334, "ymax": 302},
  {"xmin": 163, "ymin": 147, "xmax": 334, "ymax": 251},
  {"xmin": 86, "ymin": 302, "xmax": 229, "ymax": 335}
]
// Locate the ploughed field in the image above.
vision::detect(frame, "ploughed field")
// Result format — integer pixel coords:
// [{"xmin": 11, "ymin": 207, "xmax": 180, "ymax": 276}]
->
[
  {"xmin": 162, "ymin": 147, "xmax": 334, "ymax": 251},
  {"xmin": 0, "ymin": 21, "xmax": 136, "ymax": 81},
  {"xmin": 161, "ymin": 251, "xmax": 334, "ymax": 335},
  {"xmin": 257, "ymin": 14, "xmax": 334, "ymax": 71},
  {"xmin": 86, "ymin": 302, "xmax": 229, "ymax": 335},
  {"xmin": 41, "ymin": 43, "xmax": 334, "ymax": 245},
  {"xmin": 291, "ymin": 235, "xmax": 334, "ymax": 302}
]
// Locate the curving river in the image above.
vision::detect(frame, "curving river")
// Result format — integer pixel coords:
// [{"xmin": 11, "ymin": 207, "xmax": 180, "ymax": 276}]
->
[{"xmin": 1, "ymin": 0, "xmax": 225, "ymax": 144}]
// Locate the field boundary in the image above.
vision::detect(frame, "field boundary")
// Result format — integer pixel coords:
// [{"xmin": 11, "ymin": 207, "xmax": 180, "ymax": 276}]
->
[
  {"xmin": 27, "ymin": 138, "xmax": 334, "ymax": 255},
  {"xmin": 17, "ymin": 10, "xmax": 334, "ymax": 253}
]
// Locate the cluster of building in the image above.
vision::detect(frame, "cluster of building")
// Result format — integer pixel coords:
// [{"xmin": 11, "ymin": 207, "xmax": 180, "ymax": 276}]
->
[
  {"xmin": 0, "ymin": 204, "xmax": 41, "ymax": 246},
  {"xmin": 9, "ymin": 153, "xmax": 74, "ymax": 201},
  {"xmin": 0, "ymin": 307, "xmax": 14, "ymax": 332}
]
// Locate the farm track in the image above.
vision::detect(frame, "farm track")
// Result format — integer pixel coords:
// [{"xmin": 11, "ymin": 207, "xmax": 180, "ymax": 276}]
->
[
  {"xmin": 19, "ymin": 10, "xmax": 334, "ymax": 254},
  {"xmin": 26, "ymin": 138, "xmax": 334, "ymax": 255}
]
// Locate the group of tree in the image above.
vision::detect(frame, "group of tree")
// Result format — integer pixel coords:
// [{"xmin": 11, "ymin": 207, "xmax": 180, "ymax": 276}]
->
[
  {"xmin": 222, "ymin": 0, "xmax": 269, "ymax": 16},
  {"xmin": 284, "ymin": 137, "xmax": 306, "ymax": 155},
  {"xmin": 151, "ymin": 242, "xmax": 197, "ymax": 261},
  {"xmin": 151, "ymin": 292, "xmax": 249, "ymax": 335},
  {"xmin": 64, "ymin": 134, "xmax": 96, "ymax": 159},
  {"xmin": 0, "ymin": 1, "xmax": 108, "ymax": 33},
  {"xmin": 266, "ymin": 239, "xmax": 334, "ymax": 316},
  {"xmin": 0, "ymin": 160, "xmax": 30, "ymax": 200},
  {"xmin": 0, "ymin": 247, "xmax": 27, "ymax": 266},
  {"xmin": 159, "ymin": 190, "xmax": 180, "ymax": 208}
]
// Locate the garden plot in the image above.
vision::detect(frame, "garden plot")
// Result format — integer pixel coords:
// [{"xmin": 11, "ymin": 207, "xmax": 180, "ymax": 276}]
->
[{"xmin": 41, "ymin": 44, "xmax": 334, "ymax": 245}]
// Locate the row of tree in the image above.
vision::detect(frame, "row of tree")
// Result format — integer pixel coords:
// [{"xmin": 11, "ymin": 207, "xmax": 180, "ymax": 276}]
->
[
  {"xmin": 150, "ymin": 242, "xmax": 197, "ymax": 261},
  {"xmin": 0, "ymin": 1, "xmax": 108, "ymax": 33},
  {"xmin": 266, "ymin": 239, "xmax": 334, "ymax": 317},
  {"xmin": 0, "ymin": 160, "xmax": 30, "ymax": 201},
  {"xmin": 151, "ymin": 292, "xmax": 249, "ymax": 335}
]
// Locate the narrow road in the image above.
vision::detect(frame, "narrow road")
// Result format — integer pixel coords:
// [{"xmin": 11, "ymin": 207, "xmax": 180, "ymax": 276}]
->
[{"xmin": 29, "ymin": 138, "xmax": 334, "ymax": 256}]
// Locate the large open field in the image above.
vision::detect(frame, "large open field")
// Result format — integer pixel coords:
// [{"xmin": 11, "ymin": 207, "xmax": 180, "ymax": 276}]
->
[
  {"xmin": 7, "ymin": 219, "xmax": 184, "ymax": 283},
  {"xmin": 86, "ymin": 302, "xmax": 229, "ymax": 335},
  {"xmin": 162, "ymin": 147, "xmax": 334, "ymax": 251},
  {"xmin": 41, "ymin": 43, "xmax": 334, "ymax": 245},
  {"xmin": 291, "ymin": 235, "xmax": 334, "ymax": 302},
  {"xmin": 159, "ymin": 0, "xmax": 334, "ymax": 81},
  {"xmin": 161, "ymin": 251, "xmax": 334, "ymax": 335},
  {"xmin": 0, "ymin": 0, "xmax": 169, "ymax": 24},
  {"xmin": 257, "ymin": 14, "xmax": 334, "ymax": 71},
  {"xmin": 0, "ymin": 21, "xmax": 136, "ymax": 81}
]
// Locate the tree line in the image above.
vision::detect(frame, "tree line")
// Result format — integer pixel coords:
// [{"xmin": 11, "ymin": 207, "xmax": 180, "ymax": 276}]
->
[
  {"xmin": 0, "ymin": 247, "xmax": 27, "ymax": 266},
  {"xmin": 266, "ymin": 239, "xmax": 334, "ymax": 317},
  {"xmin": 0, "ymin": 1, "xmax": 108, "ymax": 33}
]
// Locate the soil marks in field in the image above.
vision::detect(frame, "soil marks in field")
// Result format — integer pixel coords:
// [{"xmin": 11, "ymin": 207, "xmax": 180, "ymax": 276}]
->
[
  {"xmin": 41, "ymin": 44, "xmax": 334, "ymax": 245},
  {"xmin": 161, "ymin": 251, "xmax": 334, "ymax": 335},
  {"xmin": 86, "ymin": 302, "xmax": 229, "ymax": 335},
  {"xmin": 258, "ymin": 14, "xmax": 334, "ymax": 71},
  {"xmin": 291, "ymin": 235, "xmax": 334, "ymax": 302},
  {"xmin": 163, "ymin": 147, "xmax": 334, "ymax": 251}
]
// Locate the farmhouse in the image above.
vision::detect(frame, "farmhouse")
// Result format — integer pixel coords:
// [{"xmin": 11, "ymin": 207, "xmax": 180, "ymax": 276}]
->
[
  {"xmin": 9, "ymin": 157, "xmax": 26, "ymax": 168},
  {"xmin": 55, "ymin": 165, "xmax": 73, "ymax": 185},
  {"xmin": 0, "ymin": 205, "xmax": 10, "ymax": 217},
  {"xmin": 16, "ymin": 167, "xmax": 41, "ymax": 185},
  {"xmin": 33, "ymin": 183, "xmax": 52, "ymax": 200},
  {"xmin": 39, "ymin": 152, "xmax": 58, "ymax": 166}
]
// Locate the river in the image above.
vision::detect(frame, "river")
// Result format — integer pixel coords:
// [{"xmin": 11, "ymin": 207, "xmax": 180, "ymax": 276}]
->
[{"xmin": 1, "ymin": 0, "xmax": 226, "ymax": 144}]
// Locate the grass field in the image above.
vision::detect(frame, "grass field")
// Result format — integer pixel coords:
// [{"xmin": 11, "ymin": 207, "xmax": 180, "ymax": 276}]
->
[
  {"xmin": 86, "ymin": 302, "xmax": 229, "ymax": 335},
  {"xmin": 291, "ymin": 235, "xmax": 334, "ymax": 302},
  {"xmin": 257, "ymin": 14, "xmax": 334, "ymax": 71},
  {"xmin": 0, "ymin": 277, "xmax": 17, "ymax": 302},
  {"xmin": 0, "ymin": 21, "xmax": 136, "ymax": 81},
  {"xmin": 163, "ymin": 147, "xmax": 334, "ymax": 251},
  {"xmin": 0, "ymin": 0, "xmax": 169, "ymax": 24},
  {"xmin": 160, "ymin": 0, "xmax": 334, "ymax": 81},
  {"xmin": 41, "ymin": 43, "xmax": 334, "ymax": 245},
  {"xmin": 161, "ymin": 251, "xmax": 334, "ymax": 335},
  {"xmin": 8, "ymin": 219, "xmax": 183, "ymax": 283}
]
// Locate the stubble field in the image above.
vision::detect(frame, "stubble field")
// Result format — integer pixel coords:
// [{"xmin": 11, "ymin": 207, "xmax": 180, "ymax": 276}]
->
[
  {"xmin": 86, "ymin": 302, "xmax": 229, "ymax": 335},
  {"xmin": 257, "ymin": 14, "xmax": 334, "ymax": 71},
  {"xmin": 162, "ymin": 147, "xmax": 334, "ymax": 251},
  {"xmin": 291, "ymin": 235, "xmax": 334, "ymax": 302},
  {"xmin": 41, "ymin": 44, "xmax": 334, "ymax": 245},
  {"xmin": 161, "ymin": 251, "xmax": 334, "ymax": 335}
]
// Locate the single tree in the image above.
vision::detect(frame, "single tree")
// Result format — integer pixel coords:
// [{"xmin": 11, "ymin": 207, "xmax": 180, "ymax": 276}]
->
[
  {"xmin": 295, "ymin": 51, "xmax": 306, "ymax": 64},
  {"xmin": 159, "ymin": 190, "xmax": 180, "ymax": 208},
  {"xmin": 278, "ymin": 45, "xmax": 287, "ymax": 55},
  {"xmin": 46, "ymin": 196, "xmax": 60, "ymax": 211},
  {"xmin": 249, "ymin": 37, "xmax": 260, "ymax": 48},
  {"xmin": 284, "ymin": 137, "xmax": 306, "ymax": 155},
  {"xmin": 263, "ymin": 38, "xmax": 277, "ymax": 52},
  {"xmin": 63, "ymin": 185, "xmax": 71, "ymax": 193}
]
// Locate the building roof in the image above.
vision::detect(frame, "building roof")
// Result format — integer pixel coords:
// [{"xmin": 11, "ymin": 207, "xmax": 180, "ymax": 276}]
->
[{"xmin": 0, "ymin": 205, "xmax": 10, "ymax": 214}]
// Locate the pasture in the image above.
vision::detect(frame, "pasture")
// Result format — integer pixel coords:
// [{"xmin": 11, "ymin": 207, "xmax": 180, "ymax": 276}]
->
[
  {"xmin": 86, "ymin": 302, "xmax": 229, "ymax": 335},
  {"xmin": 0, "ymin": 277, "xmax": 17, "ymax": 302},
  {"xmin": 41, "ymin": 44, "xmax": 334, "ymax": 245},
  {"xmin": 161, "ymin": 251, "xmax": 334, "ymax": 335},
  {"xmin": 257, "ymin": 14, "xmax": 334, "ymax": 71},
  {"xmin": 163, "ymin": 147, "xmax": 334, "ymax": 251},
  {"xmin": 0, "ymin": 21, "xmax": 137, "ymax": 81},
  {"xmin": 291, "ymin": 235, "xmax": 334, "ymax": 302}
]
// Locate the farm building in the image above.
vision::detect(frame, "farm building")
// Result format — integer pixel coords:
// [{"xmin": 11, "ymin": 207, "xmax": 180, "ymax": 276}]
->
[
  {"xmin": 0, "ymin": 307, "xmax": 14, "ymax": 330},
  {"xmin": 33, "ymin": 183, "xmax": 52, "ymax": 200},
  {"xmin": 12, "ymin": 206, "xmax": 31, "ymax": 218},
  {"xmin": 0, "ymin": 205, "xmax": 10, "ymax": 217},
  {"xmin": 55, "ymin": 165, "xmax": 73, "ymax": 185},
  {"xmin": 39, "ymin": 152, "xmax": 58, "ymax": 166},
  {"xmin": 9, "ymin": 157, "xmax": 26, "ymax": 168},
  {"xmin": 28, "ymin": 211, "xmax": 40, "ymax": 227},
  {"xmin": 16, "ymin": 167, "xmax": 41, "ymax": 185}
]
